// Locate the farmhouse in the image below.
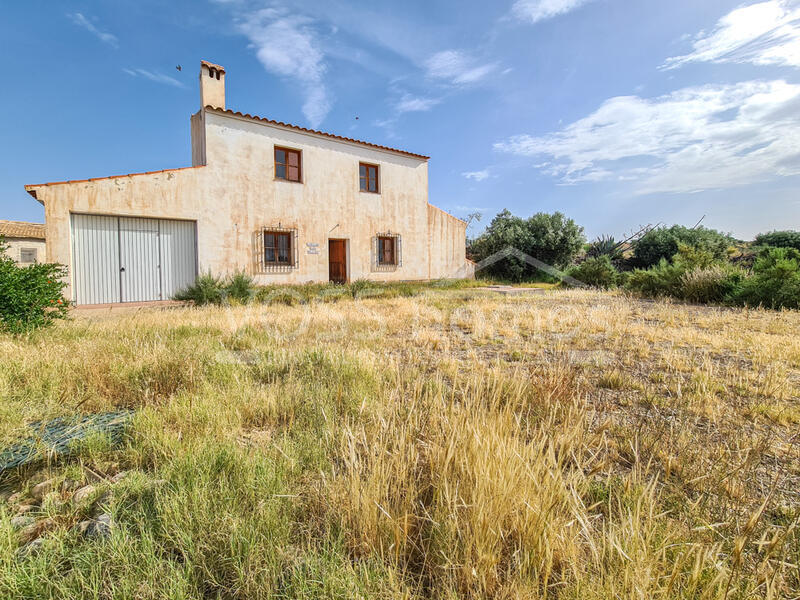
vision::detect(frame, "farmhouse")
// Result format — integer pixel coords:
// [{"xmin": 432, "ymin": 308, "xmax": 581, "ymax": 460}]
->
[
  {"xmin": 24, "ymin": 61, "xmax": 470, "ymax": 305},
  {"xmin": 0, "ymin": 220, "xmax": 46, "ymax": 265}
]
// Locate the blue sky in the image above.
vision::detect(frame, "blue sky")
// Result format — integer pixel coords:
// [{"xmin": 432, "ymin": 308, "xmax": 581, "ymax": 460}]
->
[{"xmin": 2, "ymin": 0, "xmax": 799, "ymax": 240}]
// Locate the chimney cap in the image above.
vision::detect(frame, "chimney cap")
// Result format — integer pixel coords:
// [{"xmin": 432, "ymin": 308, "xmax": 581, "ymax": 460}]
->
[{"xmin": 201, "ymin": 60, "xmax": 225, "ymax": 73}]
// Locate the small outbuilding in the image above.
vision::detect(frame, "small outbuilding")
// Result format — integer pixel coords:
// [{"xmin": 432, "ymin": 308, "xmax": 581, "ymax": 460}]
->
[{"xmin": 0, "ymin": 220, "xmax": 46, "ymax": 265}]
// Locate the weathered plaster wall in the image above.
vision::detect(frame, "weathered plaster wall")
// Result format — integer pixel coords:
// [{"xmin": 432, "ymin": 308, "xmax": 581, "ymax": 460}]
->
[
  {"xmin": 2, "ymin": 238, "xmax": 46, "ymax": 264},
  {"xmin": 29, "ymin": 108, "xmax": 468, "ymax": 299},
  {"xmin": 202, "ymin": 110, "xmax": 432, "ymax": 284},
  {"xmin": 427, "ymin": 204, "xmax": 470, "ymax": 279},
  {"xmin": 35, "ymin": 167, "xmax": 205, "ymax": 300}
]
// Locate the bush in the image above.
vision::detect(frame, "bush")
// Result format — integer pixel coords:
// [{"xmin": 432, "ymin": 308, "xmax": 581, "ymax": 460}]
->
[
  {"xmin": 680, "ymin": 266, "xmax": 744, "ymax": 304},
  {"xmin": 176, "ymin": 271, "xmax": 259, "ymax": 306},
  {"xmin": 174, "ymin": 272, "xmax": 225, "ymax": 305},
  {"xmin": 731, "ymin": 247, "xmax": 800, "ymax": 310},
  {"xmin": 568, "ymin": 256, "xmax": 618, "ymax": 289},
  {"xmin": 626, "ymin": 244, "xmax": 717, "ymax": 298},
  {"xmin": 226, "ymin": 271, "xmax": 256, "ymax": 304},
  {"xmin": 631, "ymin": 225, "xmax": 733, "ymax": 269},
  {"xmin": 625, "ymin": 259, "xmax": 684, "ymax": 298},
  {"xmin": 753, "ymin": 230, "xmax": 800, "ymax": 251},
  {"xmin": 468, "ymin": 209, "xmax": 585, "ymax": 282},
  {"xmin": 0, "ymin": 238, "xmax": 69, "ymax": 334}
]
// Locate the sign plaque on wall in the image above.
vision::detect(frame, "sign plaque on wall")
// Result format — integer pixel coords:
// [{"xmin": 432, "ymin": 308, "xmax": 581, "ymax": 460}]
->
[{"xmin": 306, "ymin": 242, "xmax": 320, "ymax": 255}]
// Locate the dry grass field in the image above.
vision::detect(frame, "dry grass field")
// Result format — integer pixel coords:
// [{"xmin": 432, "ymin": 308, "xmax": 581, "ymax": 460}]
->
[{"xmin": 0, "ymin": 287, "xmax": 798, "ymax": 599}]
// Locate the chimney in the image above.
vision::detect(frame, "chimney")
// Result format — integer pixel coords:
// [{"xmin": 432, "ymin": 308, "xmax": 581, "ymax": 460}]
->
[{"xmin": 199, "ymin": 60, "xmax": 225, "ymax": 110}]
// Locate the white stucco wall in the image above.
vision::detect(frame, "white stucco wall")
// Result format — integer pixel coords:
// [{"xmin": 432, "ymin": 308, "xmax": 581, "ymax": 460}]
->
[
  {"xmin": 27, "ymin": 107, "xmax": 468, "ymax": 300},
  {"xmin": 2, "ymin": 238, "xmax": 47, "ymax": 265}
]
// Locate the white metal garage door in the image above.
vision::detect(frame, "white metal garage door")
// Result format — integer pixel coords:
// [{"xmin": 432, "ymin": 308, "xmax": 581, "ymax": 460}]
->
[{"xmin": 71, "ymin": 214, "xmax": 197, "ymax": 304}]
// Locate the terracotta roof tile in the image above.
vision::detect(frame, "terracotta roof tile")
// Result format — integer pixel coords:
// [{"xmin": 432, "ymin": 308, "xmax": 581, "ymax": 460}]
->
[
  {"xmin": 207, "ymin": 107, "xmax": 430, "ymax": 160},
  {"xmin": 0, "ymin": 220, "xmax": 45, "ymax": 239}
]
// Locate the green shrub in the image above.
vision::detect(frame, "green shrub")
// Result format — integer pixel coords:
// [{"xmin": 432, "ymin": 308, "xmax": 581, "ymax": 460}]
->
[
  {"xmin": 626, "ymin": 244, "xmax": 717, "ymax": 299},
  {"xmin": 731, "ymin": 247, "xmax": 800, "ymax": 310},
  {"xmin": 680, "ymin": 266, "xmax": 744, "ymax": 304},
  {"xmin": 0, "ymin": 238, "xmax": 69, "ymax": 334},
  {"xmin": 568, "ymin": 256, "xmax": 618, "ymax": 289},
  {"xmin": 614, "ymin": 270, "xmax": 631, "ymax": 288},
  {"xmin": 468, "ymin": 209, "xmax": 585, "ymax": 282},
  {"xmin": 631, "ymin": 225, "xmax": 733, "ymax": 268},
  {"xmin": 226, "ymin": 271, "xmax": 256, "ymax": 304},
  {"xmin": 174, "ymin": 272, "xmax": 225, "ymax": 305},
  {"xmin": 753, "ymin": 230, "xmax": 800, "ymax": 251},
  {"xmin": 625, "ymin": 259, "xmax": 683, "ymax": 298}
]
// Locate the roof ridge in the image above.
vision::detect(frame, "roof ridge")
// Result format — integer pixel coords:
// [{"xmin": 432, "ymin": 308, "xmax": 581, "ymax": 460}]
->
[{"xmin": 206, "ymin": 106, "xmax": 430, "ymax": 160}]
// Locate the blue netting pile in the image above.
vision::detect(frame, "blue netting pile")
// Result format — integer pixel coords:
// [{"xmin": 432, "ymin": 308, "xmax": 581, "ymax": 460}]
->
[{"xmin": 0, "ymin": 410, "xmax": 133, "ymax": 472}]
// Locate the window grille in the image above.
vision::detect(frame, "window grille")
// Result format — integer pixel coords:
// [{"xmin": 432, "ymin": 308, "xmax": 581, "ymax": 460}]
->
[
  {"xmin": 254, "ymin": 227, "xmax": 299, "ymax": 273},
  {"xmin": 371, "ymin": 232, "xmax": 401, "ymax": 272}
]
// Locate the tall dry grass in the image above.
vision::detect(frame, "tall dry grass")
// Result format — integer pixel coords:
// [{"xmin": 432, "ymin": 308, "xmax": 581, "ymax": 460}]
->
[{"xmin": 0, "ymin": 288, "xmax": 797, "ymax": 598}]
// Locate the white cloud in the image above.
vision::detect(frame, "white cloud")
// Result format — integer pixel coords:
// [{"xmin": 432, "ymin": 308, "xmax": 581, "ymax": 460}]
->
[
  {"xmin": 462, "ymin": 169, "xmax": 491, "ymax": 181},
  {"xmin": 68, "ymin": 13, "xmax": 118, "ymax": 47},
  {"xmin": 395, "ymin": 93, "xmax": 441, "ymax": 113},
  {"xmin": 238, "ymin": 8, "xmax": 331, "ymax": 128},
  {"xmin": 663, "ymin": 1, "xmax": 800, "ymax": 70},
  {"xmin": 425, "ymin": 50, "xmax": 497, "ymax": 85},
  {"xmin": 495, "ymin": 80, "xmax": 800, "ymax": 194},
  {"xmin": 123, "ymin": 68, "xmax": 184, "ymax": 88},
  {"xmin": 511, "ymin": 0, "xmax": 594, "ymax": 24}
]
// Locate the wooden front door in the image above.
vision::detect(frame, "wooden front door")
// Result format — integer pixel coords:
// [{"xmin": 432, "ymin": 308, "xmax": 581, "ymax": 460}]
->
[{"xmin": 329, "ymin": 239, "xmax": 347, "ymax": 283}]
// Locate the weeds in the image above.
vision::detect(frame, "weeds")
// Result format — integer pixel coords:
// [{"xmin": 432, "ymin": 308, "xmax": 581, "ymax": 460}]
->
[{"xmin": 0, "ymin": 289, "xmax": 797, "ymax": 598}]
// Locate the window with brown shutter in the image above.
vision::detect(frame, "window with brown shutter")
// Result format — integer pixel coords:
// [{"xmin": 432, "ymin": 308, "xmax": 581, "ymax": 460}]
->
[
  {"xmin": 275, "ymin": 147, "xmax": 301, "ymax": 182},
  {"xmin": 359, "ymin": 163, "xmax": 379, "ymax": 193},
  {"xmin": 378, "ymin": 236, "xmax": 396, "ymax": 265}
]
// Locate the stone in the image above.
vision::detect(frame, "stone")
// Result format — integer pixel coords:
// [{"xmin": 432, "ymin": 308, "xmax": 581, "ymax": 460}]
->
[
  {"xmin": 85, "ymin": 514, "xmax": 113, "ymax": 539},
  {"xmin": 7, "ymin": 492, "xmax": 22, "ymax": 505},
  {"xmin": 72, "ymin": 485, "xmax": 96, "ymax": 505},
  {"xmin": 10, "ymin": 515, "xmax": 35, "ymax": 530},
  {"xmin": 75, "ymin": 520, "xmax": 92, "ymax": 536},
  {"xmin": 16, "ymin": 504, "xmax": 36, "ymax": 515},
  {"xmin": 17, "ymin": 537, "xmax": 45, "ymax": 557},
  {"xmin": 19, "ymin": 517, "xmax": 54, "ymax": 543},
  {"xmin": 31, "ymin": 479, "xmax": 57, "ymax": 501},
  {"xmin": 110, "ymin": 471, "xmax": 129, "ymax": 483},
  {"xmin": 19, "ymin": 523, "xmax": 39, "ymax": 542}
]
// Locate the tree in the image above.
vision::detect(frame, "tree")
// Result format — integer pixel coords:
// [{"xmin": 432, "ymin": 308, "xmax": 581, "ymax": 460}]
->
[
  {"xmin": 468, "ymin": 210, "xmax": 585, "ymax": 281},
  {"xmin": 630, "ymin": 225, "xmax": 733, "ymax": 269},
  {"xmin": 753, "ymin": 230, "xmax": 800, "ymax": 251}
]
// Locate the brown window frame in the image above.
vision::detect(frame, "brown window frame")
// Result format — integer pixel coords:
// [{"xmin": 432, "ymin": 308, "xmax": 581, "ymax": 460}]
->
[
  {"xmin": 274, "ymin": 146, "xmax": 302, "ymax": 183},
  {"xmin": 263, "ymin": 231, "xmax": 294, "ymax": 266},
  {"xmin": 359, "ymin": 163, "xmax": 379, "ymax": 193},
  {"xmin": 377, "ymin": 235, "xmax": 396, "ymax": 266}
]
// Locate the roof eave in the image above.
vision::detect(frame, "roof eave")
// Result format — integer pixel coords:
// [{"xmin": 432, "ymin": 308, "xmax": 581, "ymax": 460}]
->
[{"xmin": 205, "ymin": 106, "xmax": 430, "ymax": 161}]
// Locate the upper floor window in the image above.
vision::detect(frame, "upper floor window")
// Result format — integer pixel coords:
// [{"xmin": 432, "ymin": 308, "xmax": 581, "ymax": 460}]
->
[
  {"xmin": 360, "ymin": 163, "xmax": 379, "ymax": 193},
  {"xmin": 275, "ymin": 147, "xmax": 301, "ymax": 182}
]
